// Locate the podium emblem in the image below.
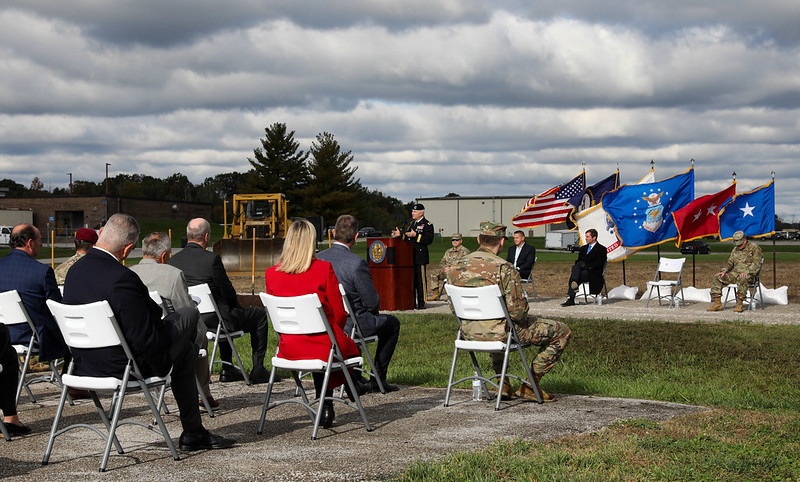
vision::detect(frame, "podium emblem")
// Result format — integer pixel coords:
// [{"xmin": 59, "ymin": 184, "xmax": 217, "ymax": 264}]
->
[{"xmin": 369, "ymin": 240, "xmax": 386, "ymax": 264}]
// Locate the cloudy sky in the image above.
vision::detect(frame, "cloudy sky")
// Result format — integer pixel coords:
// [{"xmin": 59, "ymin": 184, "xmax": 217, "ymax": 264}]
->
[{"xmin": 1, "ymin": 1, "xmax": 799, "ymax": 219}]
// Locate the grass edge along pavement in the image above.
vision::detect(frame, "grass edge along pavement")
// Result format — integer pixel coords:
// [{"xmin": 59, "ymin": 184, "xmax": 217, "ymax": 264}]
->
[{"xmin": 226, "ymin": 313, "xmax": 800, "ymax": 480}]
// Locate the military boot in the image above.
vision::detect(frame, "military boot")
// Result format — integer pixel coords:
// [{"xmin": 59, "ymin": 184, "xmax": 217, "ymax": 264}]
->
[
  {"xmin": 707, "ymin": 295, "xmax": 724, "ymax": 312},
  {"xmin": 515, "ymin": 371, "xmax": 555, "ymax": 402},
  {"xmin": 734, "ymin": 295, "xmax": 746, "ymax": 313}
]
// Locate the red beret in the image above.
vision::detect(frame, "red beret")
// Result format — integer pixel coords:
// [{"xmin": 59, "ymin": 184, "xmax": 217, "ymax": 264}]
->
[{"xmin": 75, "ymin": 228, "xmax": 98, "ymax": 244}]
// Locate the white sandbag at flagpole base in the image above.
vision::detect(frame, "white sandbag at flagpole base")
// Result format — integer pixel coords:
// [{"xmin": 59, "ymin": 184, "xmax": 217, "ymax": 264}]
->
[{"xmin": 722, "ymin": 283, "xmax": 789, "ymax": 306}]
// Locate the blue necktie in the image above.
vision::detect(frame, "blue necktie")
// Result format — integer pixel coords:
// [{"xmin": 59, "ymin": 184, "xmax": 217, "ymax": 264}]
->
[{"xmin": 587, "ymin": 244, "xmax": 592, "ymax": 253}]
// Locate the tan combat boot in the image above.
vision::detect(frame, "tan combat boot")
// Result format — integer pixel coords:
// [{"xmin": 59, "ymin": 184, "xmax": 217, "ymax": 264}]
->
[
  {"xmin": 515, "ymin": 372, "xmax": 555, "ymax": 402},
  {"xmin": 707, "ymin": 295, "xmax": 724, "ymax": 312},
  {"xmin": 734, "ymin": 295, "xmax": 746, "ymax": 313},
  {"xmin": 496, "ymin": 379, "xmax": 514, "ymax": 400}
]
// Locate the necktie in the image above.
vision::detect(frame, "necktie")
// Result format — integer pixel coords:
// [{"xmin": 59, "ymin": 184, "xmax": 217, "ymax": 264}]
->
[{"xmin": 587, "ymin": 244, "xmax": 592, "ymax": 253}]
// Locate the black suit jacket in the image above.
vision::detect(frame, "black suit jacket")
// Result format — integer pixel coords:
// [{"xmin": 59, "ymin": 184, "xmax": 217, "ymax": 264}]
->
[
  {"xmin": 505, "ymin": 242, "xmax": 536, "ymax": 279},
  {"xmin": 402, "ymin": 217, "xmax": 434, "ymax": 265},
  {"xmin": 168, "ymin": 242, "xmax": 241, "ymax": 325},
  {"xmin": 576, "ymin": 242, "xmax": 607, "ymax": 293},
  {"xmin": 62, "ymin": 248, "xmax": 175, "ymax": 377}
]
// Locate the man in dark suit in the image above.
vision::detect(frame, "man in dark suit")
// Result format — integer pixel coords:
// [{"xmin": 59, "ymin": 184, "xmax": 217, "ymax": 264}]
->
[
  {"xmin": 506, "ymin": 230, "xmax": 536, "ymax": 280},
  {"xmin": 317, "ymin": 215, "xmax": 400, "ymax": 393},
  {"xmin": 0, "ymin": 224, "xmax": 68, "ymax": 364},
  {"xmin": 62, "ymin": 213, "xmax": 233, "ymax": 451},
  {"xmin": 391, "ymin": 203, "xmax": 434, "ymax": 309},
  {"xmin": 561, "ymin": 228, "xmax": 607, "ymax": 306},
  {"xmin": 168, "ymin": 218, "xmax": 270, "ymax": 384}
]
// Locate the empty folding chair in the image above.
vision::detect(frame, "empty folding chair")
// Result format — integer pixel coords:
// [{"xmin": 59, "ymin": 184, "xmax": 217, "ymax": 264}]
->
[
  {"xmin": 188, "ymin": 283, "xmax": 250, "ymax": 385},
  {"xmin": 443, "ymin": 283, "xmax": 542, "ymax": 410},
  {"xmin": 646, "ymin": 257, "xmax": 686, "ymax": 308},
  {"xmin": 44, "ymin": 299, "xmax": 179, "ymax": 472},
  {"xmin": 0, "ymin": 290, "xmax": 63, "ymax": 404},
  {"xmin": 257, "ymin": 292, "xmax": 372, "ymax": 440}
]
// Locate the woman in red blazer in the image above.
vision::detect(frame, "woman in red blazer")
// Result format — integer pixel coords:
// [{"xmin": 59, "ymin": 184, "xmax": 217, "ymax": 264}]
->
[{"xmin": 264, "ymin": 218, "xmax": 359, "ymax": 428}]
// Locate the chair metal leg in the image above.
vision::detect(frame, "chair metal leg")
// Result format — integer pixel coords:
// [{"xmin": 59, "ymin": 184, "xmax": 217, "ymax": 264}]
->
[
  {"xmin": 443, "ymin": 343, "xmax": 460, "ymax": 407},
  {"xmin": 257, "ymin": 368, "xmax": 280, "ymax": 434},
  {"xmin": 339, "ymin": 364, "xmax": 373, "ymax": 434}
]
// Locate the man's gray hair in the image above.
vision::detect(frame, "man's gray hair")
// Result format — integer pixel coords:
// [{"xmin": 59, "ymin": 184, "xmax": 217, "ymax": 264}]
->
[
  {"xmin": 141, "ymin": 232, "xmax": 172, "ymax": 258},
  {"xmin": 98, "ymin": 213, "xmax": 140, "ymax": 252},
  {"xmin": 187, "ymin": 218, "xmax": 211, "ymax": 241}
]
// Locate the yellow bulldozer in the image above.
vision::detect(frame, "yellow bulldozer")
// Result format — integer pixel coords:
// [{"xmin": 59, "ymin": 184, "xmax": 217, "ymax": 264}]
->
[{"xmin": 213, "ymin": 193, "xmax": 290, "ymax": 274}]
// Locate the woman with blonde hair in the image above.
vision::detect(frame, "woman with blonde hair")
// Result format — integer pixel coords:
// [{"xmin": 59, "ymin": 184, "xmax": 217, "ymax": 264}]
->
[{"xmin": 264, "ymin": 218, "xmax": 359, "ymax": 428}]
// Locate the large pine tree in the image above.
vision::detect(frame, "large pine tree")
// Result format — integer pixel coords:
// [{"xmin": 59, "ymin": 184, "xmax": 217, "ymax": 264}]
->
[
  {"xmin": 300, "ymin": 132, "xmax": 362, "ymax": 222},
  {"xmin": 248, "ymin": 122, "xmax": 309, "ymax": 213}
]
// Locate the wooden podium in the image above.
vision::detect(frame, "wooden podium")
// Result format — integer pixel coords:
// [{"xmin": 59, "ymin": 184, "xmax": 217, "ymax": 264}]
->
[{"xmin": 366, "ymin": 237, "xmax": 414, "ymax": 311}]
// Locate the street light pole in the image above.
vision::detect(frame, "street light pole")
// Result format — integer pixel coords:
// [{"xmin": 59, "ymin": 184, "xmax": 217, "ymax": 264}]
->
[
  {"xmin": 67, "ymin": 172, "xmax": 73, "ymax": 194},
  {"xmin": 105, "ymin": 163, "xmax": 110, "ymax": 195}
]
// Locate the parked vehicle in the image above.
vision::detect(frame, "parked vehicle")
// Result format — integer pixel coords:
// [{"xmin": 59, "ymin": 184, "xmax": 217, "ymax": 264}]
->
[
  {"xmin": 680, "ymin": 240, "xmax": 711, "ymax": 254},
  {"xmin": 545, "ymin": 230, "xmax": 579, "ymax": 250},
  {"xmin": 357, "ymin": 226, "xmax": 381, "ymax": 238},
  {"xmin": 0, "ymin": 225, "xmax": 11, "ymax": 246}
]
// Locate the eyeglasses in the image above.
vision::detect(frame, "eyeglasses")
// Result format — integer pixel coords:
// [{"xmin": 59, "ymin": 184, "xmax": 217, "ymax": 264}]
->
[{"xmin": 451, "ymin": 239, "xmax": 460, "ymax": 242}]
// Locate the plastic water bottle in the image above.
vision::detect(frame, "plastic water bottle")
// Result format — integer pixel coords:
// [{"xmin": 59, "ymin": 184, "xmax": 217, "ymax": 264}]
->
[{"xmin": 472, "ymin": 373, "xmax": 482, "ymax": 401}]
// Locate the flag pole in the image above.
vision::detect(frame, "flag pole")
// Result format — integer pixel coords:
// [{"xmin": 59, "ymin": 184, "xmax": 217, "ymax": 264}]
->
[{"xmin": 772, "ymin": 171, "xmax": 776, "ymax": 287}]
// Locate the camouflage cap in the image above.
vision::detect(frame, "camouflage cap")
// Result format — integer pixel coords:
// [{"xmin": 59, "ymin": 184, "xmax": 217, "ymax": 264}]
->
[
  {"xmin": 732, "ymin": 230, "xmax": 745, "ymax": 246},
  {"xmin": 451, "ymin": 233, "xmax": 463, "ymax": 240},
  {"xmin": 479, "ymin": 221, "xmax": 506, "ymax": 237}
]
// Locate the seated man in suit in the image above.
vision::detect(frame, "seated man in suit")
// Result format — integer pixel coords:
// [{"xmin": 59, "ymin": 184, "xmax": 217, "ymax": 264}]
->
[
  {"xmin": 62, "ymin": 213, "xmax": 234, "ymax": 451},
  {"xmin": 130, "ymin": 231, "xmax": 217, "ymax": 410},
  {"xmin": 0, "ymin": 224, "xmax": 68, "ymax": 368},
  {"xmin": 506, "ymin": 230, "xmax": 536, "ymax": 280},
  {"xmin": 561, "ymin": 229, "xmax": 607, "ymax": 306},
  {"xmin": 317, "ymin": 215, "xmax": 401, "ymax": 392},
  {"xmin": 168, "ymin": 218, "xmax": 270, "ymax": 384}
]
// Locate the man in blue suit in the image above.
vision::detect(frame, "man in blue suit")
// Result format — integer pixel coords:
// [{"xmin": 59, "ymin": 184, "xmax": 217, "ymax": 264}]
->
[
  {"xmin": 318, "ymin": 215, "xmax": 400, "ymax": 392},
  {"xmin": 62, "ymin": 213, "xmax": 233, "ymax": 451},
  {"xmin": 0, "ymin": 224, "xmax": 67, "ymax": 364},
  {"xmin": 561, "ymin": 229, "xmax": 607, "ymax": 306}
]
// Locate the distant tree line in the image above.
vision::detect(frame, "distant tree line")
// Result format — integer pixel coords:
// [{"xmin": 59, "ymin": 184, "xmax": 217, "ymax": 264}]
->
[{"xmin": 0, "ymin": 123, "xmax": 410, "ymax": 231}]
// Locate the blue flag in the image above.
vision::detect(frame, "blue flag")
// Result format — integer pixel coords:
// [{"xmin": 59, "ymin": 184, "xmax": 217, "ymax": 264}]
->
[
  {"xmin": 602, "ymin": 168, "xmax": 694, "ymax": 248},
  {"xmin": 719, "ymin": 181, "xmax": 775, "ymax": 240}
]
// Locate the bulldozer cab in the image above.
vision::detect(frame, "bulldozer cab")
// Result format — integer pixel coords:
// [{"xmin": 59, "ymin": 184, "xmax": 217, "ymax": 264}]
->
[{"xmin": 214, "ymin": 193, "xmax": 290, "ymax": 273}]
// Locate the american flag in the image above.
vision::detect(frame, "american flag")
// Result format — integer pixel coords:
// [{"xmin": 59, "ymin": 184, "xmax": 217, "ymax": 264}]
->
[{"xmin": 512, "ymin": 173, "xmax": 585, "ymax": 228}]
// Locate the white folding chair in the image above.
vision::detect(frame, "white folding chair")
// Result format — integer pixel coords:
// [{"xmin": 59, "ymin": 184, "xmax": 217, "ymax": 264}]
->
[
  {"xmin": 0, "ymin": 363, "xmax": 10, "ymax": 441},
  {"xmin": 443, "ymin": 283, "xmax": 541, "ymax": 410},
  {"xmin": 188, "ymin": 283, "xmax": 250, "ymax": 385},
  {"xmin": 44, "ymin": 299, "xmax": 179, "ymax": 472},
  {"xmin": 577, "ymin": 261, "xmax": 608, "ymax": 305},
  {"xmin": 257, "ymin": 292, "xmax": 372, "ymax": 440},
  {"xmin": 646, "ymin": 257, "xmax": 686, "ymax": 308},
  {"xmin": 339, "ymin": 284, "xmax": 384, "ymax": 394},
  {"xmin": 0, "ymin": 290, "xmax": 63, "ymax": 405},
  {"xmin": 148, "ymin": 290, "xmax": 214, "ymax": 417},
  {"xmin": 723, "ymin": 257, "xmax": 765, "ymax": 310}
]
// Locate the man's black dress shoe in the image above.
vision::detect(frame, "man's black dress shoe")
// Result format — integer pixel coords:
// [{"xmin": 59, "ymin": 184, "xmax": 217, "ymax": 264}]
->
[
  {"xmin": 561, "ymin": 299, "xmax": 576, "ymax": 307},
  {"xmin": 248, "ymin": 368, "xmax": 271, "ymax": 385},
  {"xmin": 320, "ymin": 403, "xmax": 335, "ymax": 429},
  {"xmin": 369, "ymin": 379, "xmax": 400, "ymax": 393},
  {"xmin": 3, "ymin": 422, "xmax": 32, "ymax": 435},
  {"xmin": 219, "ymin": 368, "xmax": 244, "ymax": 383},
  {"xmin": 179, "ymin": 430, "xmax": 235, "ymax": 451}
]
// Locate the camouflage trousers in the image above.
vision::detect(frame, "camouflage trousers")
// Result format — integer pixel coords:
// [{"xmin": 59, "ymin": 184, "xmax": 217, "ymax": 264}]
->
[
  {"xmin": 490, "ymin": 317, "xmax": 572, "ymax": 376},
  {"xmin": 427, "ymin": 268, "xmax": 447, "ymax": 300},
  {"xmin": 710, "ymin": 272, "xmax": 752, "ymax": 298}
]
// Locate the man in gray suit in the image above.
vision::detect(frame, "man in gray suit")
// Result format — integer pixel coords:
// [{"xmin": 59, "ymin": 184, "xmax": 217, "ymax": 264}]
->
[
  {"xmin": 130, "ymin": 232, "xmax": 216, "ymax": 409},
  {"xmin": 317, "ymin": 215, "xmax": 400, "ymax": 392}
]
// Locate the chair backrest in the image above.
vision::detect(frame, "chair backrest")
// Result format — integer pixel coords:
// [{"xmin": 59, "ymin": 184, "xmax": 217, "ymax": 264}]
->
[
  {"xmin": 445, "ymin": 284, "xmax": 507, "ymax": 321},
  {"xmin": 338, "ymin": 283, "xmax": 362, "ymax": 338},
  {"xmin": 259, "ymin": 292, "xmax": 328, "ymax": 336},
  {"xmin": 0, "ymin": 290, "xmax": 33, "ymax": 327},
  {"xmin": 46, "ymin": 299, "xmax": 124, "ymax": 351},
  {"xmin": 656, "ymin": 257, "xmax": 685, "ymax": 274},
  {"xmin": 187, "ymin": 283, "xmax": 220, "ymax": 319}
]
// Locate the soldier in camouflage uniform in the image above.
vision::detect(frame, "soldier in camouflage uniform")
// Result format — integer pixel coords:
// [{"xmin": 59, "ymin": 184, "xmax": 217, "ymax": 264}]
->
[
  {"xmin": 707, "ymin": 230, "xmax": 763, "ymax": 313},
  {"xmin": 54, "ymin": 228, "xmax": 98, "ymax": 285},
  {"xmin": 427, "ymin": 233, "xmax": 471, "ymax": 301},
  {"xmin": 448, "ymin": 221, "xmax": 571, "ymax": 402}
]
